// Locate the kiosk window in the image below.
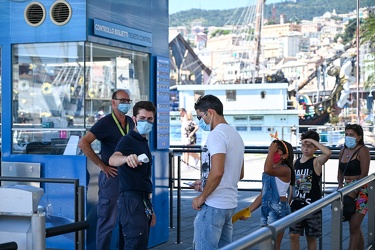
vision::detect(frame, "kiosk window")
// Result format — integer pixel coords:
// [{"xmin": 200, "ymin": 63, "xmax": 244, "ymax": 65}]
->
[{"xmin": 12, "ymin": 42, "xmax": 150, "ymax": 154}]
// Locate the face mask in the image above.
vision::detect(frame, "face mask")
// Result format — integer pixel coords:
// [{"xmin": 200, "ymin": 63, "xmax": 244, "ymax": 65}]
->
[
  {"xmin": 273, "ymin": 152, "xmax": 281, "ymax": 164},
  {"xmin": 136, "ymin": 120, "xmax": 153, "ymax": 135},
  {"xmin": 198, "ymin": 117, "xmax": 211, "ymax": 131},
  {"xmin": 345, "ymin": 136, "xmax": 357, "ymax": 149},
  {"xmin": 118, "ymin": 103, "xmax": 131, "ymax": 114}
]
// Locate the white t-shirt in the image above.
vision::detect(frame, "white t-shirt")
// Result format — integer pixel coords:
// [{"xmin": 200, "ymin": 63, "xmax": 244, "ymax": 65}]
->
[{"xmin": 201, "ymin": 123, "xmax": 245, "ymax": 209}]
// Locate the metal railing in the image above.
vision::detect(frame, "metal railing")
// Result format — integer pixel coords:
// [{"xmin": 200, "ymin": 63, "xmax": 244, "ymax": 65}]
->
[
  {"xmin": 0, "ymin": 177, "xmax": 89, "ymax": 250},
  {"xmin": 221, "ymin": 175, "xmax": 375, "ymax": 250},
  {"xmin": 169, "ymin": 145, "xmax": 375, "ymax": 249}
]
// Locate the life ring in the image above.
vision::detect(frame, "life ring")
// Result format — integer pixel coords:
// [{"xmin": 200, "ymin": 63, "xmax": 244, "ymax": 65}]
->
[
  {"xmin": 79, "ymin": 77, "xmax": 84, "ymax": 86},
  {"xmin": 41, "ymin": 82, "xmax": 52, "ymax": 95},
  {"xmin": 88, "ymin": 88, "xmax": 96, "ymax": 98},
  {"xmin": 19, "ymin": 80, "xmax": 29, "ymax": 91}
]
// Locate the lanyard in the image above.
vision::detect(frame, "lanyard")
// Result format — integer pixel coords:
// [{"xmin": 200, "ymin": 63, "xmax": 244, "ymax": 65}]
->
[{"xmin": 112, "ymin": 112, "xmax": 129, "ymax": 136}]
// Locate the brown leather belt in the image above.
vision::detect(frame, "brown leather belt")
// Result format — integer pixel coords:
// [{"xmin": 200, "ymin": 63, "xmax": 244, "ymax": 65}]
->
[{"xmin": 279, "ymin": 197, "xmax": 288, "ymax": 202}]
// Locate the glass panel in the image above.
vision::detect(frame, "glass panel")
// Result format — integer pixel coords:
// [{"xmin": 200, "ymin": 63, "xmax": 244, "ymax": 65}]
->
[
  {"xmin": 0, "ymin": 47, "xmax": 2, "ymax": 143},
  {"xmin": 12, "ymin": 42, "xmax": 150, "ymax": 154},
  {"xmin": 12, "ymin": 42, "xmax": 86, "ymax": 154},
  {"xmin": 226, "ymin": 90, "xmax": 236, "ymax": 101},
  {"xmin": 194, "ymin": 90, "xmax": 204, "ymax": 101},
  {"xmin": 84, "ymin": 43, "xmax": 150, "ymax": 127}
]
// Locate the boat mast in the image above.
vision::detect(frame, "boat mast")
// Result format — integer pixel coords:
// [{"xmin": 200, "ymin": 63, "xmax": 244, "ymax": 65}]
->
[{"xmin": 253, "ymin": 0, "xmax": 265, "ymax": 68}]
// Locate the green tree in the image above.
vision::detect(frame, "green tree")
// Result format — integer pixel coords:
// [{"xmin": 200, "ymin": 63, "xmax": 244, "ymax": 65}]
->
[
  {"xmin": 340, "ymin": 18, "xmax": 357, "ymax": 44},
  {"xmin": 361, "ymin": 14, "xmax": 375, "ymax": 47},
  {"xmin": 361, "ymin": 15, "xmax": 375, "ymax": 90}
]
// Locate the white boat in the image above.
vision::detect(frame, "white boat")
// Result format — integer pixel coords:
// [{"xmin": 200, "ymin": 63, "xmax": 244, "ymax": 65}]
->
[{"xmin": 170, "ymin": 82, "xmax": 299, "ymax": 146}]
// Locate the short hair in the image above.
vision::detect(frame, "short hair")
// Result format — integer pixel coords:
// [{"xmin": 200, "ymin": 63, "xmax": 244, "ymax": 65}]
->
[
  {"xmin": 345, "ymin": 123, "xmax": 364, "ymax": 145},
  {"xmin": 179, "ymin": 108, "xmax": 186, "ymax": 112},
  {"xmin": 133, "ymin": 101, "xmax": 156, "ymax": 116},
  {"xmin": 112, "ymin": 89, "xmax": 130, "ymax": 99},
  {"xmin": 194, "ymin": 95, "xmax": 223, "ymax": 116},
  {"xmin": 301, "ymin": 130, "xmax": 320, "ymax": 142}
]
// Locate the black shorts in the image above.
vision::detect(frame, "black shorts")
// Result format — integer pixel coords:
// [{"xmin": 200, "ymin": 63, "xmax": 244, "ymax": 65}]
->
[{"xmin": 289, "ymin": 210, "xmax": 322, "ymax": 238}]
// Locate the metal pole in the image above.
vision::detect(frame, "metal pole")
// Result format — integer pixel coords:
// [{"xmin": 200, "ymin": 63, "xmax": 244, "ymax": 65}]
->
[
  {"xmin": 356, "ymin": 0, "xmax": 360, "ymax": 123},
  {"xmin": 32, "ymin": 212, "xmax": 46, "ymax": 250},
  {"xmin": 367, "ymin": 180, "xmax": 375, "ymax": 247},
  {"xmin": 169, "ymin": 152, "xmax": 174, "ymax": 228},
  {"xmin": 177, "ymin": 155, "xmax": 182, "ymax": 244},
  {"xmin": 78, "ymin": 186, "xmax": 85, "ymax": 250}
]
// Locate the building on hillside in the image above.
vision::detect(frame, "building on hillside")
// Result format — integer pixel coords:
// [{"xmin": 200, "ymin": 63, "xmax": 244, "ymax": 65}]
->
[
  {"xmin": 262, "ymin": 22, "xmax": 301, "ymax": 38},
  {"xmin": 169, "ymin": 26, "xmax": 189, "ymax": 40}
]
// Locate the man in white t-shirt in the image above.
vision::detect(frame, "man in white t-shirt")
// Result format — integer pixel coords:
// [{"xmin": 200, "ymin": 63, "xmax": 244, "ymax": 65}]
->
[{"xmin": 192, "ymin": 94, "xmax": 245, "ymax": 249}]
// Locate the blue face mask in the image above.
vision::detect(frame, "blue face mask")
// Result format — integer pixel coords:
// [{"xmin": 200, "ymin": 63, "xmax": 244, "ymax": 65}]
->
[
  {"xmin": 136, "ymin": 120, "xmax": 153, "ymax": 135},
  {"xmin": 345, "ymin": 136, "xmax": 357, "ymax": 149},
  {"xmin": 118, "ymin": 103, "xmax": 131, "ymax": 114},
  {"xmin": 198, "ymin": 117, "xmax": 211, "ymax": 131}
]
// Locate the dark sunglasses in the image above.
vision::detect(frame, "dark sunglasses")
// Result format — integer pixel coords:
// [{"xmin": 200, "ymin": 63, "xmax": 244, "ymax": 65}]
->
[
  {"xmin": 113, "ymin": 98, "xmax": 132, "ymax": 104},
  {"xmin": 197, "ymin": 112, "xmax": 207, "ymax": 120}
]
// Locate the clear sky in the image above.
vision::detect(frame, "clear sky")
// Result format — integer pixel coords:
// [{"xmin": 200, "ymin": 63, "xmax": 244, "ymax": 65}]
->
[{"xmin": 169, "ymin": 0, "xmax": 282, "ymax": 14}]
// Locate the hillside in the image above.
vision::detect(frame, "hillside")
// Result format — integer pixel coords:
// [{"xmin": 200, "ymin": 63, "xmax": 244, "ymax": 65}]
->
[{"xmin": 169, "ymin": 0, "xmax": 374, "ymax": 27}]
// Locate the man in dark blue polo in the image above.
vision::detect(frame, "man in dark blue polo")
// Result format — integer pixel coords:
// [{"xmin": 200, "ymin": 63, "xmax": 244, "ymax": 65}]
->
[
  {"xmin": 109, "ymin": 101, "xmax": 156, "ymax": 250},
  {"xmin": 78, "ymin": 89, "xmax": 134, "ymax": 250}
]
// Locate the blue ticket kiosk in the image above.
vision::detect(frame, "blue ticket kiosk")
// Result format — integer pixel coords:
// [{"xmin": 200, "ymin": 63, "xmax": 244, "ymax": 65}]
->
[{"xmin": 0, "ymin": 0, "xmax": 170, "ymax": 249}]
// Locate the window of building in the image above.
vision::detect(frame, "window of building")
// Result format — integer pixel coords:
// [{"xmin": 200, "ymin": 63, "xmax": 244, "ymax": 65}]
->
[
  {"xmin": 194, "ymin": 90, "xmax": 204, "ymax": 101},
  {"xmin": 249, "ymin": 116, "xmax": 264, "ymax": 121},
  {"xmin": 226, "ymin": 90, "xmax": 236, "ymax": 101},
  {"xmin": 12, "ymin": 42, "xmax": 149, "ymax": 154}
]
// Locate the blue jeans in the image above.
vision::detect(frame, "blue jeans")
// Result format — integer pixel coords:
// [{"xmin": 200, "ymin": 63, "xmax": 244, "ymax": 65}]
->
[
  {"xmin": 96, "ymin": 171, "xmax": 120, "ymax": 250},
  {"xmin": 260, "ymin": 201, "xmax": 291, "ymax": 227},
  {"xmin": 193, "ymin": 204, "xmax": 236, "ymax": 250}
]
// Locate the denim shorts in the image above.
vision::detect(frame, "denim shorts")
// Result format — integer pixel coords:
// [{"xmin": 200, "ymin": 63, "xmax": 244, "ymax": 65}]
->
[
  {"xmin": 260, "ymin": 201, "xmax": 291, "ymax": 227},
  {"xmin": 193, "ymin": 204, "xmax": 236, "ymax": 250}
]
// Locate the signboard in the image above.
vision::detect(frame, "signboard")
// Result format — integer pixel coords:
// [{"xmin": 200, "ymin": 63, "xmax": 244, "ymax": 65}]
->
[
  {"xmin": 116, "ymin": 57, "xmax": 130, "ymax": 90},
  {"xmin": 156, "ymin": 56, "xmax": 170, "ymax": 149},
  {"xmin": 94, "ymin": 18, "xmax": 152, "ymax": 47}
]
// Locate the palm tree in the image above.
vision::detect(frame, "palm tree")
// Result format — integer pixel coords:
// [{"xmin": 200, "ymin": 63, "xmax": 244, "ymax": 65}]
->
[
  {"xmin": 361, "ymin": 14, "xmax": 375, "ymax": 47},
  {"xmin": 361, "ymin": 14, "xmax": 375, "ymax": 91}
]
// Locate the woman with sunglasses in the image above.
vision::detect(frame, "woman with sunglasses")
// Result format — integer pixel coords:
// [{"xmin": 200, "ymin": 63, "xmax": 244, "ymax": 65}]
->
[{"xmin": 338, "ymin": 123, "xmax": 370, "ymax": 250}]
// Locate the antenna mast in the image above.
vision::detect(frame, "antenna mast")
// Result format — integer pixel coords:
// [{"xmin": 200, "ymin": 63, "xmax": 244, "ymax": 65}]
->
[{"xmin": 253, "ymin": 0, "xmax": 265, "ymax": 67}]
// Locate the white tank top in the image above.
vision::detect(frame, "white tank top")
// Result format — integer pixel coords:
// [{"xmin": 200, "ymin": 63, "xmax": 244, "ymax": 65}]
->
[{"xmin": 275, "ymin": 177, "xmax": 290, "ymax": 197}]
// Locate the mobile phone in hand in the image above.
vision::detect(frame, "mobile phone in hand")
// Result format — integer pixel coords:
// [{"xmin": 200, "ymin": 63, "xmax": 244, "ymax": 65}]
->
[{"xmin": 183, "ymin": 181, "xmax": 195, "ymax": 187}]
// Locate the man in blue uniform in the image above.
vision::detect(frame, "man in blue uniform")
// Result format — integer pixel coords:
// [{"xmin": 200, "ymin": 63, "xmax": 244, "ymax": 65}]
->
[
  {"xmin": 109, "ymin": 101, "xmax": 156, "ymax": 250},
  {"xmin": 78, "ymin": 89, "xmax": 134, "ymax": 250}
]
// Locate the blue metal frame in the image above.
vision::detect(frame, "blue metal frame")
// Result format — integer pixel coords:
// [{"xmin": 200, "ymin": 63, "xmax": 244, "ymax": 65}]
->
[{"xmin": 0, "ymin": 0, "xmax": 169, "ymax": 248}]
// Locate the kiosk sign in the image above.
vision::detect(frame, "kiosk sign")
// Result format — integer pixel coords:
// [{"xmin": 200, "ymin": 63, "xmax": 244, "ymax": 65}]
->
[{"xmin": 94, "ymin": 19, "xmax": 152, "ymax": 47}]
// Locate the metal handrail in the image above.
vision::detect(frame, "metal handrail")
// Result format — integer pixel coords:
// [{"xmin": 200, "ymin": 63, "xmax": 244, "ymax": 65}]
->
[
  {"xmin": 220, "ymin": 175, "xmax": 375, "ymax": 250},
  {"xmin": 169, "ymin": 145, "xmax": 375, "ymax": 248},
  {"xmin": 0, "ymin": 177, "xmax": 87, "ymax": 250}
]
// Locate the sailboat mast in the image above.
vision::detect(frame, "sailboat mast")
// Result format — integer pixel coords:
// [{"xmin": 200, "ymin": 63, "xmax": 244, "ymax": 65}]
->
[{"xmin": 253, "ymin": 0, "xmax": 265, "ymax": 67}]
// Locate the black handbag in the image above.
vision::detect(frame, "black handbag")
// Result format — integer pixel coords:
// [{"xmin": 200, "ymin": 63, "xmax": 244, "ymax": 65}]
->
[
  {"xmin": 342, "ymin": 195, "xmax": 356, "ymax": 222},
  {"xmin": 339, "ymin": 146, "xmax": 362, "ymax": 222}
]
